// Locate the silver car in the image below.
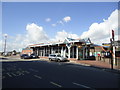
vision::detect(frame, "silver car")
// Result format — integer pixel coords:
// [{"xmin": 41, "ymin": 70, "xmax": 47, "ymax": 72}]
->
[{"xmin": 49, "ymin": 54, "xmax": 68, "ymax": 62}]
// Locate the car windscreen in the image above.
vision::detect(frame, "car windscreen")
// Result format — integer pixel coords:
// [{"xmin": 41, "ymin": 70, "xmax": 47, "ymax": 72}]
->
[
  {"xmin": 50, "ymin": 55, "xmax": 56, "ymax": 57},
  {"xmin": 57, "ymin": 55, "xmax": 61, "ymax": 57},
  {"xmin": 22, "ymin": 54, "xmax": 28, "ymax": 56}
]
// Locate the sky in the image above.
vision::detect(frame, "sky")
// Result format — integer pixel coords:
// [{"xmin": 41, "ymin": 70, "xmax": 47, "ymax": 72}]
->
[{"xmin": 1, "ymin": 2, "xmax": 119, "ymax": 52}]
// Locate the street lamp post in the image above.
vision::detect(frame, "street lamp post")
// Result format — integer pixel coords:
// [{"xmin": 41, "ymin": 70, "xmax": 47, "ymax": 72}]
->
[{"xmin": 4, "ymin": 34, "xmax": 7, "ymax": 56}]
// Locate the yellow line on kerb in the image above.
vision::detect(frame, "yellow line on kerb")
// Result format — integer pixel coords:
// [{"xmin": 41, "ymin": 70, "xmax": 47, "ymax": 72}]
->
[{"xmin": 50, "ymin": 81, "xmax": 62, "ymax": 88}]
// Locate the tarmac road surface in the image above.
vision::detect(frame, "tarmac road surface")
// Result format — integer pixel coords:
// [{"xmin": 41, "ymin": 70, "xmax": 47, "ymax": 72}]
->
[{"xmin": 2, "ymin": 59, "xmax": 120, "ymax": 89}]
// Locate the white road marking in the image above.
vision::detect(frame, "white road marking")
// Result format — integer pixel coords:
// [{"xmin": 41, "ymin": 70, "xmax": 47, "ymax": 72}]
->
[
  {"xmin": 16, "ymin": 71, "xmax": 25, "ymax": 76},
  {"xmin": 34, "ymin": 75, "xmax": 42, "ymax": 79},
  {"xmin": 23, "ymin": 71, "xmax": 30, "ymax": 74},
  {"xmin": 29, "ymin": 68, "xmax": 39, "ymax": 72},
  {"xmin": 50, "ymin": 81, "xmax": 62, "ymax": 88},
  {"xmin": 11, "ymin": 73, "xmax": 19, "ymax": 76},
  {"xmin": 6, "ymin": 73, "xmax": 12, "ymax": 77},
  {"xmin": 73, "ymin": 82, "xmax": 93, "ymax": 89}
]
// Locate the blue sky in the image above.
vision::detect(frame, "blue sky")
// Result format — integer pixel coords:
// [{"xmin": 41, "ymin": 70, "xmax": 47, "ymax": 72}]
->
[
  {"xmin": 1, "ymin": 2, "xmax": 119, "ymax": 51},
  {"xmin": 2, "ymin": 2, "xmax": 117, "ymax": 37}
]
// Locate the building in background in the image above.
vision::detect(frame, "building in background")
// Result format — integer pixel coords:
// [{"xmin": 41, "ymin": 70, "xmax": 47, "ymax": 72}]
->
[
  {"xmin": 21, "ymin": 47, "xmax": 33, "ymax": 56},
  {"xmin": 21, "ymin": 38, "xmax": 120, "ymax": 69},
  {"xmin": 27, "ymin": 38, "xmax": 94, "ymax": 60}
]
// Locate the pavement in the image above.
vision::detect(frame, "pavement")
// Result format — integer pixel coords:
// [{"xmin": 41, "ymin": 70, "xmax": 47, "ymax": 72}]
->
[
  {"xmin": 0, "ymin": 55, "xmax": 120, "ymax": 73},
  {"xmin": 70, "ymin": 60, "xmax": 120, "ymax": 74},
  {"xmin": 70, "ymin": 60, "xmax": 117, "ymax": 69},
  {"xmin": 39, "ymin": 56, "xmax": 120, "ymax": 71}
]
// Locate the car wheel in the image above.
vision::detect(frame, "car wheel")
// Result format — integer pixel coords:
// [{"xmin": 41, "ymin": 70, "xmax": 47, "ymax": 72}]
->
[
  {"xmin": 58, "ymin": 59, "xmax": 61, "ymax": 62},
  {"xmin": 49, "ymin": 58, "xmax": 52, "ymax": 61}
]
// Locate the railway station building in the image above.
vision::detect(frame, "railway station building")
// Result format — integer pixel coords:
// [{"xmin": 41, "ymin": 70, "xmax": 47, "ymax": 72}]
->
[
  {"xmin": 27, "ymin": 38, "xmax": 95, "ymax": 60},
  {"xmin": 21, "ymin": 38, "xmax": 120, "ymax": 69}
]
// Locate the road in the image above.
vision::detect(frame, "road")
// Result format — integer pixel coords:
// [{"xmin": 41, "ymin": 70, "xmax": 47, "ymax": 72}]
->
[{"xmin": 2, "ymin": 59, "xmax": 120, "ymax": 89}]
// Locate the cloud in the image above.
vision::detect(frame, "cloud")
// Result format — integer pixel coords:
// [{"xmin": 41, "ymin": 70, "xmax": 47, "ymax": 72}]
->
[
  {"xmin": 0, "ymin": 40, "xmax": 3, "ymax": 52},
  {"xmin": 1, "ymin": 23, "xmax": 49, "ymax": 52},
  {"xmin": 26, "ymin": 23, "xmax": 49, "ymax": 43},
  {"xmin": 63, "ymin": 16, "xmax": 71, "ymax": 23},
  {"xmin": 80, "ymin": 9, "xmax": 119, "ymax": 45},
  {"xmin": 52, "ymin": 21, "xmax": 64, "ymax": 27},
  {"xmin": 57, "ymin": 20, "xmax": 64, "ymax": 25},
  {"xmin": 2, "ymin": 29, "xmax": 79, "ymax": 52},
  {"xmin": 0, "ymin": 35, "xmax": 23, "ymax": 52},
  {"xmin": 45, "ymin": 18, "xmax": 51, "ymax": 22},
  {"xmin": 1, "ymin": 10, "xmax": 119, "ymax": 52},
  {"xmin": 51, "ymin": 16, "xmax": 71, "ymax": 27},
  {"xmin": 54, "ymin": 30, "xmax": 79, "ymax": 42},
  {"xmin": 0, "ymin": 33, "xmax": 8, "ymax": 52},
  {"xmin": 3, "ymin": 34, "xmax": 8, "ymax": 37},
  {"xmin": 51, "ymin": 24, "xmax": 56, "ymax": 27}
]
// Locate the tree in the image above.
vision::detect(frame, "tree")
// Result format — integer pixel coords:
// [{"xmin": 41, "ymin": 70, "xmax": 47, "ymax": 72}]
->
[{"xmin": 12, "ymin": 50, "xmax": 17, "ymax": 55}]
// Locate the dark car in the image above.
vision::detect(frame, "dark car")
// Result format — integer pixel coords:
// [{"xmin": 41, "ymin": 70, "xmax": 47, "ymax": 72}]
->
[
  {"xmin": 20, "ymin": 54, "xmax": 31, "ymax": 59},
  {"xmin": 30, "ymin": 54, "xmax": 39, "ymax": 59}
]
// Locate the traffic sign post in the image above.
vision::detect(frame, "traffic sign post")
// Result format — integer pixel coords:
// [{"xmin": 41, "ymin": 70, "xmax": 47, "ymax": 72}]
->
[
  {"xmin": 110, "ymin": 38, "xmax": 113, "ymax": 70},
  {"xmin": 112, "ymin": 30, "xmax": 114, "ymax": 41},
  {"xmin": 110, "ymin": 30, "xmax": 115, "ymax": 70}
]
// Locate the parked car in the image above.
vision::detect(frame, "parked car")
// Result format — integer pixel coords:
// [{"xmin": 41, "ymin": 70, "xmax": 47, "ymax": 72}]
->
[
  {"xmin": 49, "ymin": 54, "xmax": 68, "ymax": 62},
  {"xmin": 87, "ymin": 55, "xmax": 96, "ymax": 60},
  {"xmin": 30, "ymin": 54, "xmax": 39, "ymax": 59},
  {"xmin": 20, "ymin": 54, "xmax": 31, "ymax": 59}
]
